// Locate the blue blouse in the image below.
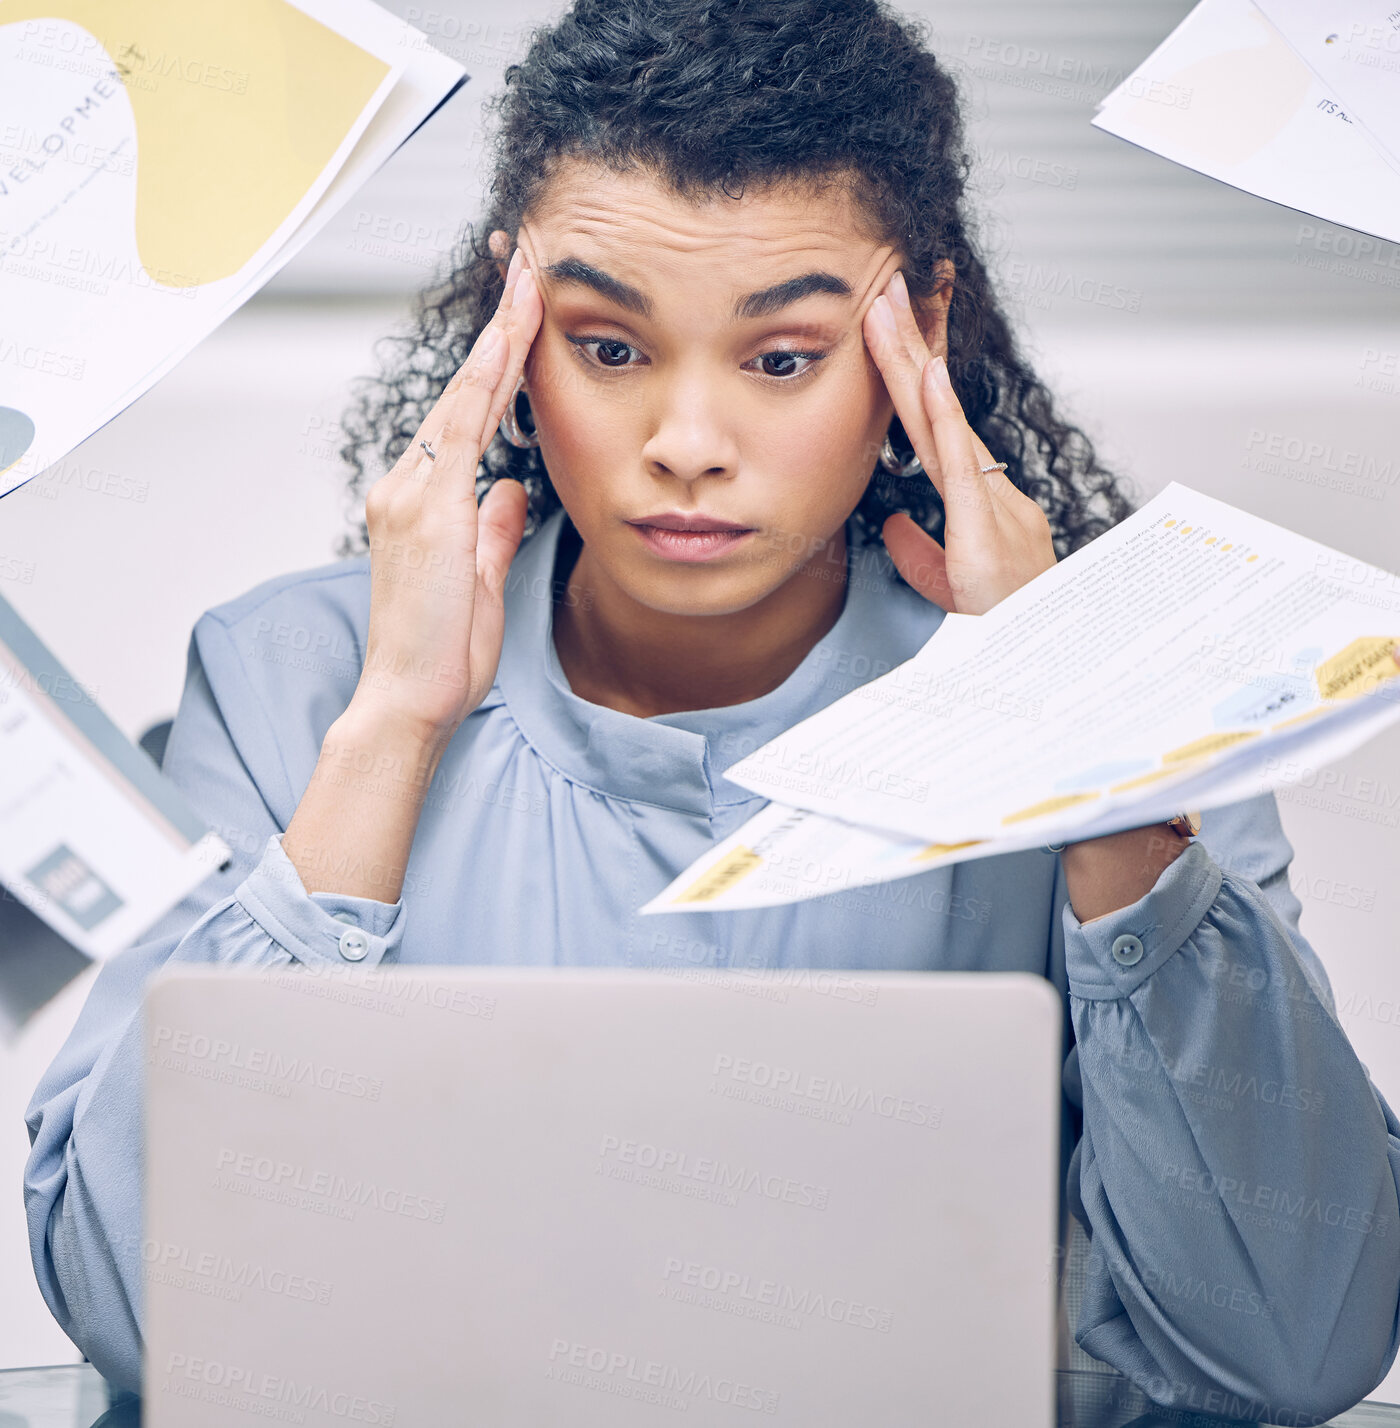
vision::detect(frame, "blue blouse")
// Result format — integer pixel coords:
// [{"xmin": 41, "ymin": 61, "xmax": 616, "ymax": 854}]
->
[{"xmin": 24, "ymin": 508, "xmax": 1400, "ymax": 1417}]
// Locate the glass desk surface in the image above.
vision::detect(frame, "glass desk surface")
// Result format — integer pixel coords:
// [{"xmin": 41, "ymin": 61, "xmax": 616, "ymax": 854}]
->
[{"xmin": 2, "ymin": 1363, "xmax": 1397, "ymax": 1427}]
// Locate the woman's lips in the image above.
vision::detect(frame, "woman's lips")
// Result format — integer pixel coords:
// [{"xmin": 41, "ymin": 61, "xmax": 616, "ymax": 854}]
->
[{"xmin": 627, "ymin": 519, "xmax": 755, "ymax": 563}]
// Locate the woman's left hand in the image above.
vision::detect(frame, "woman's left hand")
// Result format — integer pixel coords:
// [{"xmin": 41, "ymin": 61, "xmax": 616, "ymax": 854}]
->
[
  {"xmin": 862, "ymin": 272, "xmax": 1182, "ymax": 902},
  {"xmin": 862, "ymin": 269, "xmax": 1058, "ymax": 616}
]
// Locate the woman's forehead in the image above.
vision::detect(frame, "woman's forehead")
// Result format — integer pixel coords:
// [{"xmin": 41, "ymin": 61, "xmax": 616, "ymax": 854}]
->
[
  {"xmin": 526, "ymin": 161, "xmax": 881, "ymax": 258},
  {"xmin": 520, "ymin": 164, "xmax": 893, "ymax": 309}
]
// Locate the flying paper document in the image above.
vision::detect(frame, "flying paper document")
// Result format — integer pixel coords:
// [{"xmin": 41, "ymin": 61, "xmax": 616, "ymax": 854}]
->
[
  {"xmin": 1253, "ymin": 0, "xmax": 1400, "ymax": 170},
  {"xmin": 0, "ymin": 0, "xmax": 466, "ymax": 498},
  {"xmin": 1091, "ymin": 0, "xmax": 1400, "ymax": 245},
  {"xmin": 643, "ymin": 483, "xmax": 1400, "ymax": 914},
  {"xmin": 0, "ymin": 593, "xmax": 231, "ymax": 959},
  {"xmin": 643, "ymin": 689, "xmax": 1400, "ymax": 913}
]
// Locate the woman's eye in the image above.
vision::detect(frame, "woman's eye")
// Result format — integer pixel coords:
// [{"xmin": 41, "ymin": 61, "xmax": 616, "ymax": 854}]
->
[
  {"xmin": 752, "ymin": 350, "xmax": 824, "ymax": 381},
  {"xmin": 571, "ymin": 336, "xmax": 640, "ymax": 369},
  {"xmin": 591, "ymin": 338, "xmax": 637, "ymax": 368},
  {"xmin": 568, "ymin": 335, "xmax": 826, "ymax": 382}
]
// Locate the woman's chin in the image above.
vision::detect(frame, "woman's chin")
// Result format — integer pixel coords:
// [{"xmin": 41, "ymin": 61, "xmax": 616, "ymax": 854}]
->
[{"xmin": 612, "ymin": 560, "xmax": 791, "ymax": 619}]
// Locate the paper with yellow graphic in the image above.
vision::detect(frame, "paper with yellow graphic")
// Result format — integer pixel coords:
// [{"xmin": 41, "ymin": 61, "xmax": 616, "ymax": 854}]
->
[
  {"xmin": 0, "ymin": 0, "xmax": 465, "ymax": 495},
  {"xmin": 643, "ymin": 483, "xmax": 1400, "ymax": 913}
]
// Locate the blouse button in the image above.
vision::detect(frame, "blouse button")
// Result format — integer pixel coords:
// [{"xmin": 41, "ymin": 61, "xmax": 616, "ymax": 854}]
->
[
  {"xmin": 1111, "ymin": 934, "xmax": 1144, "ymax": 967},
  {"xmin": 338, "ymin": 928, "xmax": 370, "ymax": 961}
]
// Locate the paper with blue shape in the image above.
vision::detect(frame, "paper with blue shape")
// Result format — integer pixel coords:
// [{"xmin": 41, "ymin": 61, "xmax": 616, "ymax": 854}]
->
[{"xmin": 644, "ymin": 483, "xmax": 1400, "ymax": 912}]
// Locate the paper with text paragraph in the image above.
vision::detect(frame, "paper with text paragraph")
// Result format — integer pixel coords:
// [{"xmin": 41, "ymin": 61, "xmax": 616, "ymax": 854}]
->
[{"xmin": 643, "ymin": 483, "xmax": 1400, "ymax": 912}]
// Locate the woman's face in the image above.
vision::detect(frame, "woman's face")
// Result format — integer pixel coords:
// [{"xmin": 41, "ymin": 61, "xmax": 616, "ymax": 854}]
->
[{"xmin": 503, "ymin": 160, "xmax": 946, "ymax": 617}]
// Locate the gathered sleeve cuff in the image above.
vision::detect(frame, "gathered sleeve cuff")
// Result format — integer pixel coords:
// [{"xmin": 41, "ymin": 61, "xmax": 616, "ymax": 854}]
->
[
  {"xmin": 232, "ymin": 833, "xmax": 403, "ymax": 970},
  {"xmin": 1055, "ymin": 812, "xmax": 1400, "ymax": 1423}
]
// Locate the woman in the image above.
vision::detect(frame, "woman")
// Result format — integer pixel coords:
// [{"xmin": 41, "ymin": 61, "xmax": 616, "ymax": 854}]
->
[{"xmin": 25, "ymin": 0, "xmax": 1400, "ymax": 1415}]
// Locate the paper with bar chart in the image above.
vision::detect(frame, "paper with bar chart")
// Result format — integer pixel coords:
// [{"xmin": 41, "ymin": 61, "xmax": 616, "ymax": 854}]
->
[
  {"xmin": 0, "ymin": 0, "xmax": 466, "ymax": 497},
  {"xmin": 0, "ymin": 591, "xmax": 231, "ymax": 958},
  {"xmin": 643, "ymin": 483, "xmax": 1400, "ymax": 913}
]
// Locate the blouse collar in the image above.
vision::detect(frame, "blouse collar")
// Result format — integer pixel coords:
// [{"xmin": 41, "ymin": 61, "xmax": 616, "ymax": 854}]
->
[{"xmin": 493, "ymin": 507, "xmax": 944, "ymax": 817}]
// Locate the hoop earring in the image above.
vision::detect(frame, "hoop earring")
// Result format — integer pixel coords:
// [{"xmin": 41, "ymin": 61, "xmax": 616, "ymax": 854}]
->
[
  {"xmin": 878, "ymin": 430, "xmax": 923, "ymax": 478},
  {"xmin": 499, "ymin": 375, "xmax": 540, "ymax": 449}
]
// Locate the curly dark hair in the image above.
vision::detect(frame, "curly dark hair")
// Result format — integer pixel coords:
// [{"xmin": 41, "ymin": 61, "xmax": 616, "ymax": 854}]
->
[{"xmin": 335, "ymin": 0, "xmax": 1134, "ymax": 564}]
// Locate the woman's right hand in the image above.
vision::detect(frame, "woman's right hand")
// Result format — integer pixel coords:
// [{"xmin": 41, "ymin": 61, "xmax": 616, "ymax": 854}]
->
[{"xmin": 354, "ymin": 248, "xmax": 542, "ymax": 746}]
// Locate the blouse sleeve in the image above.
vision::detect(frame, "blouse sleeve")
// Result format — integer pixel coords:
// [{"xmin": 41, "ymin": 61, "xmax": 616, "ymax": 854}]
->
[
  {"xmin": 23, "ymin": 621, "xmax": 406, "ymax": 1394},
  {"xmin": 1059, "ymin": 791, "xmax": 1400, "ymax": 1422}
]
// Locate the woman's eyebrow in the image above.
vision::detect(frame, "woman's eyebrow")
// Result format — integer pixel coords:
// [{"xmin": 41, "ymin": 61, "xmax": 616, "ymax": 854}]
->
[{"xmin": 540, "ymin": 256, "xmax": 852, "ymax": 321}]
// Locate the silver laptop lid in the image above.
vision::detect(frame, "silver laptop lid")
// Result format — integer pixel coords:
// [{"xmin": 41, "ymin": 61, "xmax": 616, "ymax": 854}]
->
[{"xmin": 144, "ymin": 966, "xmax": 1062, "ymax": 1426}]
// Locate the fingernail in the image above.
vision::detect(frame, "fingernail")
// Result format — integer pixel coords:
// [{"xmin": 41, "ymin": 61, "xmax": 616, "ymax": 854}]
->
[
  {"xmin": 891, "ymin": 271, "xmax": 910, "ymax": 310},
  {"xmin": 516, "ymin": 266, "xmax": 535, "ymax": 300},
  {"xmin": 928, "ymin": 355, "xmax": 952, "ymax": 393},
  {"xmin": 504, "ymin": 248, "xmax": 523, "ymax": 297},
  {"xmin": 871, "ymin": 296, "xmax": 897, "ymax": 335},
  {"xmin": 478, "ymin": 327, "xmax": 505, "ymax": 361}
]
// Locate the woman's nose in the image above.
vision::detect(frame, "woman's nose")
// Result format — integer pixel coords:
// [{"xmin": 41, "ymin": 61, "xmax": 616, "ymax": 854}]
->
[{"xmin": 639, "ymin": 375, "xmax": 741, "ymax": 484}]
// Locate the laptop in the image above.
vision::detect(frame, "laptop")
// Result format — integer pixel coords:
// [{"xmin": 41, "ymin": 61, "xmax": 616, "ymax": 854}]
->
[{"xmin": 142, "ymin": 965, "xmax": 1063, "ymax": 1426}]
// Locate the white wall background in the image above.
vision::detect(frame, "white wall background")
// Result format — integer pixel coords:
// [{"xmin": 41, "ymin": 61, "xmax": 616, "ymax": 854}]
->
[{"xmin": 4, "ymin": 0, "xmax": 1400, "ymax": 1402}]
